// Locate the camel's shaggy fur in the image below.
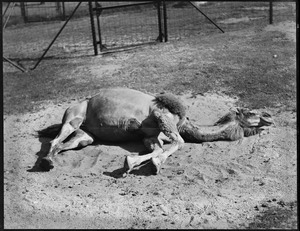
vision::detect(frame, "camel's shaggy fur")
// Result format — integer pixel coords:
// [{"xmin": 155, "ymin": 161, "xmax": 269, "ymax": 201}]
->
[{"xmin": 154, "ymin": 93, "xmax": 186, "ymax": 119}]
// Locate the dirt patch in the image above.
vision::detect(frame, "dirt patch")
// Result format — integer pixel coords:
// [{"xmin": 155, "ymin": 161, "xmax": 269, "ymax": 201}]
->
[
  {"xmin": 4, "ymin": 92, "xmax": 297, "ymax": 229},
  {"xmin": 264, "ymin": 21, "xmax": 296, "ymax": 42},
  {"xmin": 243, "ymin": 6, "xmax": 289, "ymax": 11},
  {"xmin": 219, "ymin": 17, "xmax": 252, "ymax": 24}
]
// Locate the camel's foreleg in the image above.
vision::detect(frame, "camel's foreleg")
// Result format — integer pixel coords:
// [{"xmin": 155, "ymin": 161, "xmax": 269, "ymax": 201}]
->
[
  {"xmin": 151, "ymin": 134, "xmax": 184, "ymax": 174},
  {"xmin": 123, "ymin": 110, "xmax": 185, "ymax": 175},
  {"xmin": 123, "ymin": 135, "xmax": 164, "ymax": 176},
  {"xmin": 150, "ymin": 110, "xmax": 185, "ymax": 174}
]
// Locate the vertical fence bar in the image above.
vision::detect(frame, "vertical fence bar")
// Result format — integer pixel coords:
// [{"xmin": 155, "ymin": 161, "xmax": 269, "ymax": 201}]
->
[
  {"xmin": 56, "ymin": 2, "xmax": 62, "ymax": 15},
  {"xmin": 61, "ymin": 1, "xmax": 66, "ymax": 21},
  {"xmin": 20, "ymin": 2, "xmax": 27, "ymax": 23},
  {"xmin": 95, "ymin": 1, "xmax": 103, "ymax": 51},
  {"xmin": 89, "ymin": 1, "xmax": 98, "ymax": 55},
  {"xmin": 157, "ymin": 1, "xmax": 163, "ymax": 42},
  {"xmin": 162, "ymin": 1, "xmax": 168, "ymax": 42},
  {"xmin": 269, "ymin": 1, "xmax": 273, "ymax": 24},
  {"xmin": 296, "ymin": 0, "xmax": 299, "ymax": 96}
]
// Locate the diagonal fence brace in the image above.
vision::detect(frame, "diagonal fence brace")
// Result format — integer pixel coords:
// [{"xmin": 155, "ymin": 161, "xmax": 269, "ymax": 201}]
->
[
  {"xmin": 30, "ymin": 2, "xmax": 82, "ymax": 70},
  {"xmin": 189, "ymin": 1, "xmax": 224, "ymax": 33}
]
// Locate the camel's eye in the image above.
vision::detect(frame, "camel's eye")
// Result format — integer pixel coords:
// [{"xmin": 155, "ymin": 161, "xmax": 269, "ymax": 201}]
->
[{"xmin": 262, "ymin": 112, "xmax": 271, "ymax": 117}]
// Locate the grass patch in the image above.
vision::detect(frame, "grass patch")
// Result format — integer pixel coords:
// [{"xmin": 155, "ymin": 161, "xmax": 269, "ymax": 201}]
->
[
  {"xmin": 3, "ymin": 6, "xmax": 296, "ymax": 115},
  {"xmin": 246, "ymin": 201, "xmax": 297, "ymax": 229}
]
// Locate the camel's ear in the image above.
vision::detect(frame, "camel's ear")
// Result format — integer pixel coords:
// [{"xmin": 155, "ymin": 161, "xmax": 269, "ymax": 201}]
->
[
  {"xmin": 236, "ymin": 107, "xmax": 248, "ymax": 115},
  {"xmin": 230, "ymin": 107, "xmax": 239, "ymax": 115}
]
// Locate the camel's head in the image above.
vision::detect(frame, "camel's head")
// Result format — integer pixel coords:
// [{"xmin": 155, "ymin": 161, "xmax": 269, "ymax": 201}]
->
[
  {"xmin": 214, "ymin": 107, "xmax": 274, "ymax": 137},
  {"xmin": 218, "ymin": 107, "xmax": 274, "ymax": 127},
  {"xmin": 179, "ymin": 107, "xmax": 274, "ymax": 142}
]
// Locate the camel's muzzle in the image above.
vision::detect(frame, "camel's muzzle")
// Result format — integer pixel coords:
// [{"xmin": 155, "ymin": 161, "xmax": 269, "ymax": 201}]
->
[{"xmin": 259, "ymin": 112, "xmax": 274, "ymax": 127}]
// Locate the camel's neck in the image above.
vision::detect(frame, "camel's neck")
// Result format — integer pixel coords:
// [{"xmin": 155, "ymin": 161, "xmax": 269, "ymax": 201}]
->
[{"xmin": 179, "ymin": 120, "xmax": 243, "ymax": 143}]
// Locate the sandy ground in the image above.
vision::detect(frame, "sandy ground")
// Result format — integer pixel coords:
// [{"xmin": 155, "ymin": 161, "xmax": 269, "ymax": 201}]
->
[{"xmin": 4, "ymin": 91, "xmax": 297, "ymax": 229}]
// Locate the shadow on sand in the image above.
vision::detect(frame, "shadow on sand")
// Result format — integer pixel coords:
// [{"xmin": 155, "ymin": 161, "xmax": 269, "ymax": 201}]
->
[
  {"xmin": 27, "ymin": 136, "xmax": 52, "ymax": 172},
  {"xmin": 27, "ymin": 127, "xmax": 157, "ymax": 177},
  {"xmin": 103, "ymin": 160, "xmax": 157, "ymax": 179}
]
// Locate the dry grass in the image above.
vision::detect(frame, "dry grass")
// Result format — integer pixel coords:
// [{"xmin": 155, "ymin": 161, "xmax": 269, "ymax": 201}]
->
[
  {"xmin": 3, "ymin": 18, "xmax": 296, "ymax": 115},
  {"xmin": 3, "ymin": 3, "xmax": 296, "ymax": 114}
]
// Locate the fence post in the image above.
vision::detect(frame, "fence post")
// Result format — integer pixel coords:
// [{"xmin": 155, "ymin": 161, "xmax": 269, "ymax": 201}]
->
[
  {"xmin": 269, "ymin": 1, "xmax": 273, "ymax": 24},
  {"xmin": 162, "ymin": 1, "xmax": 168, "ymax": 42},
  {"xmin": 89, "ymin": 1, "xmax": 98, "ymax": 55},
  {"xmin": 20, "ymin": 2, "xmax": 28, "ymax": 23},
  {"xmin": 56, "ymin": 2, "xmax": 61, "ymax": 14},
  {"xmin": 157, "ymin": 1, "xmax": 163, "ymax": 42},
  {"xmin": 95, "ymin": 1, "xmax": 104, "ymax": 51},
  {"xmin": 61, "ymin": 2, "xmax": 66, "ymax": 21}
]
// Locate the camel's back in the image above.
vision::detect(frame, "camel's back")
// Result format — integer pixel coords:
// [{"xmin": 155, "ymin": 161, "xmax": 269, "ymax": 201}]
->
[
  {"xmin": 87, "ymin": 88, "xmax": 154, "ymax": 120},
  {"xmin": 84, "ymin": 88, "xmax": 155, "ymax": 141}
]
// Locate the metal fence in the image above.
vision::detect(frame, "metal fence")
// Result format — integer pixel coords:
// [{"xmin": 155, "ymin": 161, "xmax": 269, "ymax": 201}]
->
[
  {"xmin": 90, "ymin": 1, "xmax": 164, "ymax": 52},
  {"xmin": 3, "ymin": 2, "xmax": 93, "ymax": 59},
  {"xmin": 2, "ymin": 1, "xmax": 296, "ymax": 72},
  {"xmin": 165, "ymin": 1, "xmax": 295, "ymax": 40}
]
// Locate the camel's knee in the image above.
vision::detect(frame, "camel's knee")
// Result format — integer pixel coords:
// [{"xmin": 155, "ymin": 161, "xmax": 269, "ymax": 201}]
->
[
  {"xmin": 50, "ymin": 137, "xmax": 59, "ymax": 147},
  {"xmin": 78, "ymin": 140, "xmax": 92, "ymax": 147},
  {"xmin": 69, "ymin": 117, "xmax": 83, "ymax": 129},
  {"xmin": 49, "ymin": 121, "xmax": 80, "ymax": 153},
  {"xmin": 143, "ymin": 137, "xmax": 163, "ymax": 152},
  {"xmin": 59, "ymin": 117, "xmax": 83, "ymax": 138},
  {"xmin": 49, "ymin": 137, "xmax": 62, "ymax": 153},
  {"xmin": 78, "ymin": 137, "xmax": 93, "ymax": 147},
  {"xmin": 63, "ymin": 101, "xmax": 87, "ymax": 123},
  {"xmin": 177, "ymin": 133, "xmax": 185, "ymax": 149},
  {"xmin": 63, "ymin": 129, "xmax": 94, "ymax": 149},
  {"xmin": 49, "ymin": 144, "xmax": 62, "ymax": 155}
]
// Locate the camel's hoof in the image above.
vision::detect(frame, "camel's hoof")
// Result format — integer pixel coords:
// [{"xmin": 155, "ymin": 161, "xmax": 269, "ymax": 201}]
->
[
  {"xmin": 40, "ymin": 157, "xmax": 54, "ymax": 171},
  {"xmin": 151, "ymin": 157, "xmax": 161, "ymax": 175}
]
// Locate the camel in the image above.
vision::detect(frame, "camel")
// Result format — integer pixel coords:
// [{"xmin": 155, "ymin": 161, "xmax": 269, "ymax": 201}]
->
[{"xmin": 37, "ymin": 87, "xmax": 273, "ymax": 175}]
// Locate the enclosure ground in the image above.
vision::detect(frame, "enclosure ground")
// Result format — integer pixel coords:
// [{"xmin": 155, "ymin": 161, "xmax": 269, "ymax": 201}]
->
[{"xmin": 3, "ymin": 14, "xmax": 296, "ymax": 230}]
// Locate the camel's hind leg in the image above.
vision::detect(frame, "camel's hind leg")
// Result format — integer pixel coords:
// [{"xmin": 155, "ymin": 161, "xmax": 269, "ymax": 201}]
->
[
  {"xmin": 60, "ymin": 129, "xmax": 94, "ymax": 151},
  {"xmin": 40, "ymin": 100, "xmax": 88, "ymax": 171},
  {"xmin": 40, "ymin": 129, "xmax": 94, "ymax": 170}
]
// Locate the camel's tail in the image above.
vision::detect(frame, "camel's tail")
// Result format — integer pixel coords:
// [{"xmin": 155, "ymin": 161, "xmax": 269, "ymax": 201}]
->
[{"xmin": 37, "ymin": 124, "xmax": 62, "ymax": 138}]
